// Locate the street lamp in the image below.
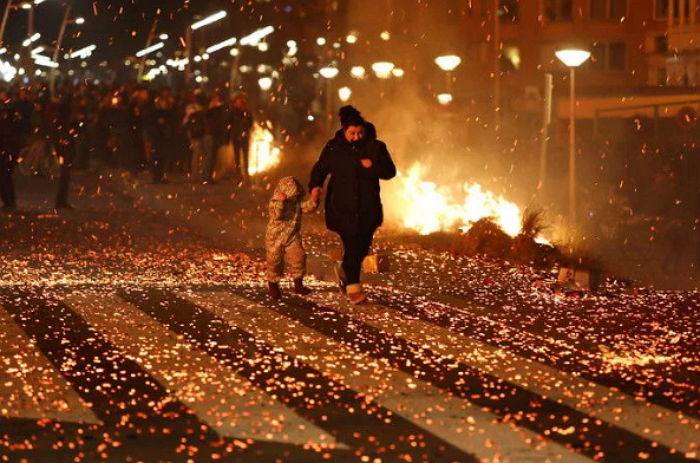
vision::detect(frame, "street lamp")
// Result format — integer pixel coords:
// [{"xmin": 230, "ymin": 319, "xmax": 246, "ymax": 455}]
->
[
  {"xmin": 437, "ymin": 93, "xmax": 453, "ymax": 106},
  {"xmin": 372, "ymin": 61, "xmax": 394, "ymax": 99},
  {"xmin": 186, "ymin": 10, "xmax": 228, "ymax": 85},
  {"xmin": 555, "ymin": 48, "xmax": 591, "ymax": 224},
  {"xmin": 136, "ymin": 42, "xmax": 164, "ymax": 58},
  {"xmin": 319, "ymin": 66, "xmax": 339, "ymax": 79},
  {"xmin": 435, "ymin": 55, "xmax": 461, "ymax": 93},
  {"xmin": 371, "ymin": 61, "xmax": 394, "ymax": 79},
  {"xmin": 0, "ymin": 0, "xmax": 42, "ymax": 48},
  {"xmin": 319, "ymin": 66, "xmax": 339, "ymax": 120},
  {"xmin": 338, "ymin": 86, "xmax": 352, "ymax": 103},
  {"xmin": 258, "ymin": 76, "xmax": 273, "ymax": 91},
  {"xmin": 50, "ymin": 5, "xmax": 85, "ymax": 96},
  {"xmin": 350, "ymin": 66, "xmax": 366, "ymax": 79}
]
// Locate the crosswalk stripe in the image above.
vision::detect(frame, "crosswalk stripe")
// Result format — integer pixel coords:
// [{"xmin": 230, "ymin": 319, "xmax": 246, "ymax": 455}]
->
[
  {"xmin": 183, "ymin": 290, "xmax": 595, "ymax": 463},
  {"xmin": 320, "ymin": 293, "xmax": 700, "ymax": 459},
  {"xmin": 246, "ymin": 289, "xmax": 693, "ymax": 462},
  {"xmin": 0, "ymin": 305, "xmax": 100, "ymax": 424},
  {"xmin": 64, "ymin": 292, "xmax": 341, "ymax": 448},
  {"xmin": 121, "ymin": 287, "xmax": 477, "ymax": 462}
]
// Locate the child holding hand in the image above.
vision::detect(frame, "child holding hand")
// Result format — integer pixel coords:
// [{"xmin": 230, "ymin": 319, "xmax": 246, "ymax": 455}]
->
[{"xmin": 265, "ymin": 176, "xmax": 318, "ymax": 300}]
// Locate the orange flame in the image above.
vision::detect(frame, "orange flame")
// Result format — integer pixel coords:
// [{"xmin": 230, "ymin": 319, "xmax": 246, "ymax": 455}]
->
[
  {"xmin": 248, "ymin": 123, "xmax": 281, "ymax": 176},
  {"xmin": 386, "ymin": 163, "xmax": 524, "ymax": 236}
]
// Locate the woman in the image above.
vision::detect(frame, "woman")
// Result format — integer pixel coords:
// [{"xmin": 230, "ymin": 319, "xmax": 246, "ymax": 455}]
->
[{"xmin": 309, "ymin": 106, "xmax": 396, "ymax": 304}]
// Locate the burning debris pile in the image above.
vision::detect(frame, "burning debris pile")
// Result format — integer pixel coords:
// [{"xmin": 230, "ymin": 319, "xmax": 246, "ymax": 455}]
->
[
  {"xmin": 248, "ymin": 122, "xmax": 282, "ymax": 176},
  {"xmin": 384, "ymin": 163, "xmax": 558, "ymax": 265}
]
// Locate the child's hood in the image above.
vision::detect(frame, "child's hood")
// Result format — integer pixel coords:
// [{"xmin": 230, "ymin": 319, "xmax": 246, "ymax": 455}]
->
[{"xmin": 274, "ymin": 176, "xmax": 304, "ymax": 199}]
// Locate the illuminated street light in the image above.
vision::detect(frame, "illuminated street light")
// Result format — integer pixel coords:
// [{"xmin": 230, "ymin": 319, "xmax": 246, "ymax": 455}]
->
[
  {"xmin": 50, "ymin": 5, "xmax": 86, "ymax": 95},
  {"xmin": 346, "ymin": 33, "xmax": 358, "ymax": 44},
  {"xmin": 555, "ymin": 49, "xmax": 591, "ymax": 68},
  {"xmin": 186, "ymin": 11, "xmax": 228, "ymax": 85},
  {"xmin": 34, "ymin": 56, "xmax": 58, "ymax": 68},
  {"xmin": 258, "ymin": 76, "xmax": 273, "ymax": 91},
  {"xmin": 371, "ymin": 61, "xmax": 394, "ymax": 79},
  {"xmin": 380, "ymin": 30, "xmax": 391, "ymax": 41},
  {"xmin": 338, "ymin": 86, "xmax": 352, "ymax": 102},
  {"xmin": 319, "ymin": 66, "xmax": 339, "ymax": 79},
  {"xmin": 434, "ymin": 55, "xmax": 461, "ymax": 72},
  {"xmin": 206, "ymin": 36, "xmax": 237, "ymax": 54},
  {"xmin": 22, "ymin": 32, "xmax": 40, "ymax": 46},
  {"xmin": 316, "ymin": 37, "xmax": 326, "ymax": 46},
  {"xmin": 437, "ymin": 93, "xmax": 453, "ymax": 105},
  {"xmin": 435, "ymin": 54, "xmax": 461, "ymax": 94},
  {"xmin": 319, "ymin": 66, "xmax": 339, "ymax": 120},
  {"xmin": 136, "ymin": 41, "xmax": 164, "ymax": 57},
  {"xmin": 191, "ymin": 10, "xmax": 227, "ymax": 30},
  {"xmin": 239, "ymin": 25, "xmax": 274, "ymax": 46},
  {"xmin": 69, "ymin": 44, "xmax": 96, "ymax": 59},
  {"xmin": 350, "ymin": 66, "xmax": 366, "ymax": 79},
  {"xmin": 555, "ymin": 48, "xmax": 591, "ymax": 225},
  {"xmin": 392, "ymin": 67, "xmax": 405, "ymax": 78}
]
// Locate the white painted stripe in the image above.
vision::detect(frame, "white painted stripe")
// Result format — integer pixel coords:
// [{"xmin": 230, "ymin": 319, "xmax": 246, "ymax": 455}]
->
[
  {"xmin": 0, "ymin": 305, "xmax": 100, "ymax": 424},
  {"xmin": 64, "ymin": 293, "xmax": 341, "ymax": 448},
  {"xmin": 321, "ymin": 293, "xmax": 700, "ymax": 458},
  {"xmin": 184, "ymin": 291, "xmax": 593, "ymax": 463}
]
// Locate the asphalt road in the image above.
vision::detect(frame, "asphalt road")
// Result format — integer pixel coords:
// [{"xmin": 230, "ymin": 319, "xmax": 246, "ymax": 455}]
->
[{"xmin": 0, "ymin": 171, "xmax": 698, "ymax": 462}]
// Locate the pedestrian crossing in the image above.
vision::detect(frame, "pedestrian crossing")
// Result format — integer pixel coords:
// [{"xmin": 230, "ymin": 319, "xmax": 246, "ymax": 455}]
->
[
  {"xmin": 317, "ymin": 293, "xmax": 700, "ymax": 457},
  {"xmin": 0, "ymin": 305, "xmax": 99, "ymax": 425},
  {"xmin": 0, "ymin": 287, "xmax": 698, "ymax": 462},
  {"xmin": 64, "ymin": 293, "xmax": 341, "ymax": 448}
]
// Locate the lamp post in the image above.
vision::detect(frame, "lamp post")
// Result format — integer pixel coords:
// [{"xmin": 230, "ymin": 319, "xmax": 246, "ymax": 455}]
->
[
  {"xmin": 319, "ymin": 65, "xmax": 339, "ymax": 120},
  {"xmin": 434, "ymin": 55, "xmax": 461, "ymax": 94},
  {"xmin": 0, "ymin": 0, "xmax": 44, "ymax": 78},
  {"xmin": 555, "ymin": 48, "xmax": 591, "ymax": 225},
  {"xmin": 338, "ymin": 86, "xmax": 352, "ymax": 103},
  {"xmin": 185, "ymin": 10, "xmax": 227, "ymax": 86},
  {"xmin": 49, "ymin": 5, "xmax": 84, "ymax": 96},
  {"xmin": 371, "ymin": 61, "xmax": 394, "ymax": 98}
]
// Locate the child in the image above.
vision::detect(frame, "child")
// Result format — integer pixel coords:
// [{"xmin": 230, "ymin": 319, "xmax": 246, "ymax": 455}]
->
[{"xmin": 265, "ymin": 176, "xmax": 318, "ymax": 300}]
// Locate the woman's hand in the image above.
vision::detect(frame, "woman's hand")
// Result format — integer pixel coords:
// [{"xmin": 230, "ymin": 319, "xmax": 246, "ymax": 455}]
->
[
  {"xmin": 311, "ymin": 187, "xmax": 323, "ymax": 202},
  {"xmin": 360, "ymin": 158, "xmax": 373, "ymax": 168}
]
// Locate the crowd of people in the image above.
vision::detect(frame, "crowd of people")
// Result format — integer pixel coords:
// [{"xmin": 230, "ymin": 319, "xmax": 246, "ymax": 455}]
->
[{"xmin": 0, "ymin": 83, "xmax": 255, "ymax": 211}]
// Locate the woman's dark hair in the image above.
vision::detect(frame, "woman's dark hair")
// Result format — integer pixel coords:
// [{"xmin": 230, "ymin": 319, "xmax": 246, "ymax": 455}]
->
[
  {"xmin": 364, "ymin": 122, "xmax": 377, "ymax": 140},
  {"xmin": 339, "ymin": 105, "xmax": 365, "ymax": 128}
]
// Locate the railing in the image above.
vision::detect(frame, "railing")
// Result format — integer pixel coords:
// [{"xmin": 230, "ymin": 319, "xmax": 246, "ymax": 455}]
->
[{"xmin": 593, "ymin": 98, "xmax": 700, "ymax": 139}]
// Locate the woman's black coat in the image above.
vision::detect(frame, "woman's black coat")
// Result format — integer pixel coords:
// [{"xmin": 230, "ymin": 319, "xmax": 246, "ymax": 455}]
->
[{"xmin": 309, "ymin": 129, "xmax": 396, "ymax": 235}]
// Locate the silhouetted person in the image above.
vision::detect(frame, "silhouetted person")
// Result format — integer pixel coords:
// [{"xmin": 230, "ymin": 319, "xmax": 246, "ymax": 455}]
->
[
  {"xmin": 204, "ymin": 91, "xmax": 228, "ymax": 183},
  {"xmin": 229, "ymin": 94, "xmax": 253, "ymax": 182},
  {"xmin": 49, "ymin": 97, "xmax": 77, "ymax": 209},
  {"xmin": 0, "ymin": 93, "xmax": 22, "ymax": 212},
  {"xmin": 147, "ymin": 96, "xmax": 177, "ymax": 184}
]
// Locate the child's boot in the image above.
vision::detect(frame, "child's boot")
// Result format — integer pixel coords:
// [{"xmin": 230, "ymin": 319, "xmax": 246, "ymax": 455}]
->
[
  {"xmin": 293, "ymin": 278, "xmax": 312, "ymax": 295},
  {"xmin": 268, "ymin": 281, "xmax": 282, "ymax": 300}
]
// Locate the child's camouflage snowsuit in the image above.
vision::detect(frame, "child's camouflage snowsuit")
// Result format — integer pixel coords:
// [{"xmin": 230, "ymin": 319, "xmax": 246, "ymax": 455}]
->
[{"xmin": 265, "ymin": 176, "xmax": 318, "ymax": 282}]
